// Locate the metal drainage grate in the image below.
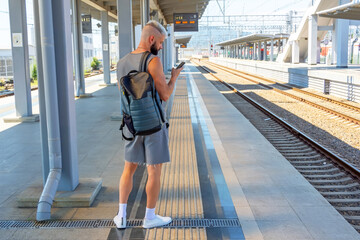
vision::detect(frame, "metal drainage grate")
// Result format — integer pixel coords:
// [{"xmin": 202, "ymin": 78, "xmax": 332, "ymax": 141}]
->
[{"xmin": 0, "ymin": 218, "xmax": 240, "ymax": 229}]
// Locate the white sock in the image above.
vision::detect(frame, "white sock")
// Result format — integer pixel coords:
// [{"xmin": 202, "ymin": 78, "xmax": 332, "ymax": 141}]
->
[
  {"xmin": 118, "ymin": 203, "xmax": 127, "ymax": 218},
  {"xmin": 145, "ymin": 207, "xmax": 156, "ymax": 220}
]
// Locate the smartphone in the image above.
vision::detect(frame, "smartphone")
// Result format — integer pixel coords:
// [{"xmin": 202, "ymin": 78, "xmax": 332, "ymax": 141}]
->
[{"xmin": 176, "ymin": 62, "xmax": 185, "ymax": 69}]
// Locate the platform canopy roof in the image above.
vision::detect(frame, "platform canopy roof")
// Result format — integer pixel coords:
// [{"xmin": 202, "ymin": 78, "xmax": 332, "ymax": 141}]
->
[
  {"xmin": 317, "ymin": 0, "xmax": 360, "ymax": 20},
  {"xmin": 215, "ymin": 33, "xmax": 290, "ymax": 47},
  {"xmin": 175, "ymin": 35, "xmax": 192, "ymax": 45},
  {"xmin": 81, "ymin": 0, "xmax": 210, "ymax": 25}
]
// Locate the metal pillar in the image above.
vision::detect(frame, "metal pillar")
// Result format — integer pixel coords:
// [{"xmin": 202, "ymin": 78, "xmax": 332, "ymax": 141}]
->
[
  {"xmin": 50, "ymin": 0, "xmax": 79, "ymax": 191},
  {"xmin": 8, "ymin": 0, "xmax": 32, "ymax": 117},
  {"xmin": 292, "ymin": 40, "xmax": 300, "ymax": 64},
  {"xmin": 117, "ymin": 0, "xmax": 133, "ymax": 58},
  {"xmin": 308, "ymin": 14, "xmax": 318, "ymax": 65},
  {"xmin": 140, "ymin": 0, "xmax": 149, "ymax": 28},
  {"xmin": 101, "ymin": 11, "xmax": 110, "ymax": 84},
  {"xmin": 270, "ymin": 39, "xmax": 274, "ymax": 61},
  {"xmin": 72, "ymin": 0, "xmax": 85, "ymax": 96}
]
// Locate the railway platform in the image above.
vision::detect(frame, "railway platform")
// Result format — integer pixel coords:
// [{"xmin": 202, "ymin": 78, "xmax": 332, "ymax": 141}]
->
[{"xmin": 0, "ymin": 65, "xmax": 359, "ymax": 239}]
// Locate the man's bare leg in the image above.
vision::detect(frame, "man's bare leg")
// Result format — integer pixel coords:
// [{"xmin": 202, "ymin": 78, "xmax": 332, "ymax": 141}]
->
[
  {"xmin": 146, "ymin": 163, "xmax": 162, "ymax": 209},
  {"xmin": 114, "ymin": 162, "xmax": 138, "ymax": 228},
  {"xmin": 119, "ymin": 162, "xmax": 138, "ymax": 203},
  {"xmin": 142, "ymin": 163, "xmax": 171, "ymax": 228}
]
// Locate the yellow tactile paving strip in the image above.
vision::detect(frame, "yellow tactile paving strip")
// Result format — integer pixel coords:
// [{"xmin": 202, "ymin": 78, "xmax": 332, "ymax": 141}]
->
[{"xmin": 145, "ymin": 75, "xmax": 206, "ymax": 239}]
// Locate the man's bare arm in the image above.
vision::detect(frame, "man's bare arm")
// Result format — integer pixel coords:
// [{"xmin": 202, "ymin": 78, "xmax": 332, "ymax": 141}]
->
[{"xmin": 148, "ymin": 57, "xmax": 182, "ymax": 101}]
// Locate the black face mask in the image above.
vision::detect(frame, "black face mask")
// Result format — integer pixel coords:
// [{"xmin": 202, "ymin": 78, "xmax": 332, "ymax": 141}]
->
[{"xmin": 150, "ymin": 42, "xmax": 159, "ymax": 55}]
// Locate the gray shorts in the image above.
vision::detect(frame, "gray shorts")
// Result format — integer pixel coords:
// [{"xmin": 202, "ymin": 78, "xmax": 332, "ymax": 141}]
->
[{"xmin": 123, "ymin": 124, "xmax": 170, "ymax": 165}]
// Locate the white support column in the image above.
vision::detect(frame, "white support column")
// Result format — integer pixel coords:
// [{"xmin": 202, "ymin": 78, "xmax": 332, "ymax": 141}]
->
[
  {"xmin": 317, "ymin": 40, "xmax": 321, "ymax": 64},
  {"xmin": 101, "ymin": 11, "xmax": 110, "ymax": 85},
  {"xmin": 334, "ymin": 4, "xmax": 350, "ymax": 68},
  {"xmin": 258, "ymin": 42, "xmax": 261, "ymax": 60},
  {"xmin": 252, "ymin": 43, "xmax": 255, "ymax": 59},
  {"xmin": 292, "ymin": 40, "xmax": 300, "ymax": 64},
  {"xmin": 8, "ymin": 0, "xmax": 33, "ymax": 119},
  {"xmin": 263, "ymin": 41, "xmax": 267, "ymax": 61},
  {"xmin": 117, "ymin": 0, "xmax": 133, "ymax": 58},
  {"xmin": 308, "ymin": 14, "xmax": 318, "ymax": 65},
  {"xmin": 168, "ymin": 25, "xmax": 174, "ymax": 69},
  {"xmin": 331, "ymin": 23, "xmax": 337, "ymax": 65},
  {"xmin": 270, "ymin": 39, "xmax": 274, "ymax": 61}
]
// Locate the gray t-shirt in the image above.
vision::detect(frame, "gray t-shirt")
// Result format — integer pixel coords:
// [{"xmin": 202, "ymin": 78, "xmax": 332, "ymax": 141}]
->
[{"xmin": 116, "ymin": 52, "xmax": 157, "ymax": 83}]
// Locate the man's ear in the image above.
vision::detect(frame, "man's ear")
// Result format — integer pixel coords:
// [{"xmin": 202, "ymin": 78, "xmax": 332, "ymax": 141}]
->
[{"xmin": 149, "ymin": 35, "xmax": 155, "ymax": 44}]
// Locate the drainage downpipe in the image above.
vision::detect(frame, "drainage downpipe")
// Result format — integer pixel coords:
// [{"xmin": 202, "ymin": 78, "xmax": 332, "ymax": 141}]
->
[{"xmin": 36, "ymin": 0, "xmax": 62, "ymax": 221}]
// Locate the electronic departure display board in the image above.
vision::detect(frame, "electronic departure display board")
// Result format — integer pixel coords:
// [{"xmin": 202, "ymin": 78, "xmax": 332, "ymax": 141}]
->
[
  {"xmin": 82, "ymin": 15, "xmax": 92, "ymax": 34},
  {"xmin": 180, "ymin": 44, "xmax": 187, "ymax": 48},
  {"xmin": 174, "ymin": 13, "xmax": 198, "ymax": 32}
]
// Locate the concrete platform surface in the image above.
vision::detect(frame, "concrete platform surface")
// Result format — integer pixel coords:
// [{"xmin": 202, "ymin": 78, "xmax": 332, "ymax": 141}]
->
[
  {"xmin": 0, "ymin": 66, "xmax": 359, "ymax": 240},
  {"xmin": 188, "ymin": 63, "xmax": 360, "ymax": 240}
]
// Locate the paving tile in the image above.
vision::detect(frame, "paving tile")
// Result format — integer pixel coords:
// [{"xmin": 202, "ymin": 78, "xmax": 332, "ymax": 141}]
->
[
  {"xmin": 257, "ymin": 220, "xmax": 313, "ymax": 240},
  {"xmin": 251, "ymin": 206, "xmax": 299, "ymax": 221}
]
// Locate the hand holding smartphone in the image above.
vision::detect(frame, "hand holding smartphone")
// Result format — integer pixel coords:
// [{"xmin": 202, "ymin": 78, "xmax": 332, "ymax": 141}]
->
[{"xmin": 176, "ymin": 62, "xmax": 185, "ymax": 69}]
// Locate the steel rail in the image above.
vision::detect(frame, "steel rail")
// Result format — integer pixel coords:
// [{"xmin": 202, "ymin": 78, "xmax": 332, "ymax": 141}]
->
[
  {"xmin": 206, "ymin": 61, "xmax": 360, "ymax": 113},
  {"xmin": 202, "ymin": 61, "xmax": 360, "ymax": 126},
  {"xmin": 192, "ymin": 60, "xmax": 360, "ymax": 181}
]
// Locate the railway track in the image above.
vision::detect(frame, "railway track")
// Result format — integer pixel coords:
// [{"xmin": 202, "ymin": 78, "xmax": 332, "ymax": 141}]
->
[
  {"xmin": 203, "ymin": 60, "xmax": 360, "ymax": 127},
  {"xmin": 192, "ymin": 60, "xmax": 360, "ymax": 233}
]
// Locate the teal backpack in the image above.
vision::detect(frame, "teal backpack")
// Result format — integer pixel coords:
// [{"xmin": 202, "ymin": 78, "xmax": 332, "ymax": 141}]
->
[{"xmin": 119, "ymin": 51, "xmax": 166, "ymax": 141}]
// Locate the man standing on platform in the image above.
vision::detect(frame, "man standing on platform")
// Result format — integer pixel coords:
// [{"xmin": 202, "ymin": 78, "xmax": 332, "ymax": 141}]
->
[{"xmin": 113, "ymin": 20, "xmax": 183, "ymax": 229}]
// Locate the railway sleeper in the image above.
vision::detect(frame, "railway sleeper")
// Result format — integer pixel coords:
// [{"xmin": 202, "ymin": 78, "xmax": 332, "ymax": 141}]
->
[
  {"xmin": 272, "ymin": 142, "xmax": 306, "ymax": 147},
  {"xmin": 315, "ymin": 182, "xmax": 360, "ymax": 190},
  {"xmin": 309, "ymin": 177, "xmax": 353, "ymax": 184},
  {"xmin": 328, "ymin": 198, "xmax": 360, "ymax": 204},
  {"xmin": 292, "ymin": 159, "xmax": 330, "ymax": 165},
  {"xmin": 266, "ymin": 137, "xmax": 298, "ymax": 141},
  {"xmin": 321, "ymin": 190, "xmax": 360, "ymax": 196},
  {"xmin": 286, "ymin": 155, "xmax": 323, "ymax": 160},
  {"xmin": 303, "ymin": 172, "xmax": 346, "ymax": 179},
  {"xmin": 275, "ymin": 144, "xmax": 311, "ymax": 149},
  {"xmin": 344, "ymin": 216, "xmax": 360, "ymax": 221},
  {"xmin": 335, "ymin": 206, "xmax": 360, "ymax": 212},
  {"xmin": 298, "ymin": 168, "xmax": 339, "ymax": 174},
  {"xmin": 277, "ymin": 149, "xmax": 316, "ymax": 154},
  {"xmin": 283, "ymin": 152, "xmax": 320, "ymax": 157}
]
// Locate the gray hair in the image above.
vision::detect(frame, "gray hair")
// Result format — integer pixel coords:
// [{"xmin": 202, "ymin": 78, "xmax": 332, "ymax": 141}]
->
[{"xmin": 146, "ymin": 20, "xmax": 167, "ymax": 38}]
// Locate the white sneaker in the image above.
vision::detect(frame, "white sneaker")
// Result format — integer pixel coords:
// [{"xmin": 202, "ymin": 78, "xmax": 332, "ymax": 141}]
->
[
  {"xmin": 113, "ymin": 215, "xmax": 126, "ymax": 229},
  {"xmin": 142, "ymin": 215, "xmax": 172, "ymax": 229}
]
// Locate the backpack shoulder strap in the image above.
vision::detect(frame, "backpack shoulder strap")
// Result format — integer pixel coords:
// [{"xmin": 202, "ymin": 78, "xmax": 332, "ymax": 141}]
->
[{"xmin": 139, "ymin": 51, "xmax": 152, "ymax": 72}]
